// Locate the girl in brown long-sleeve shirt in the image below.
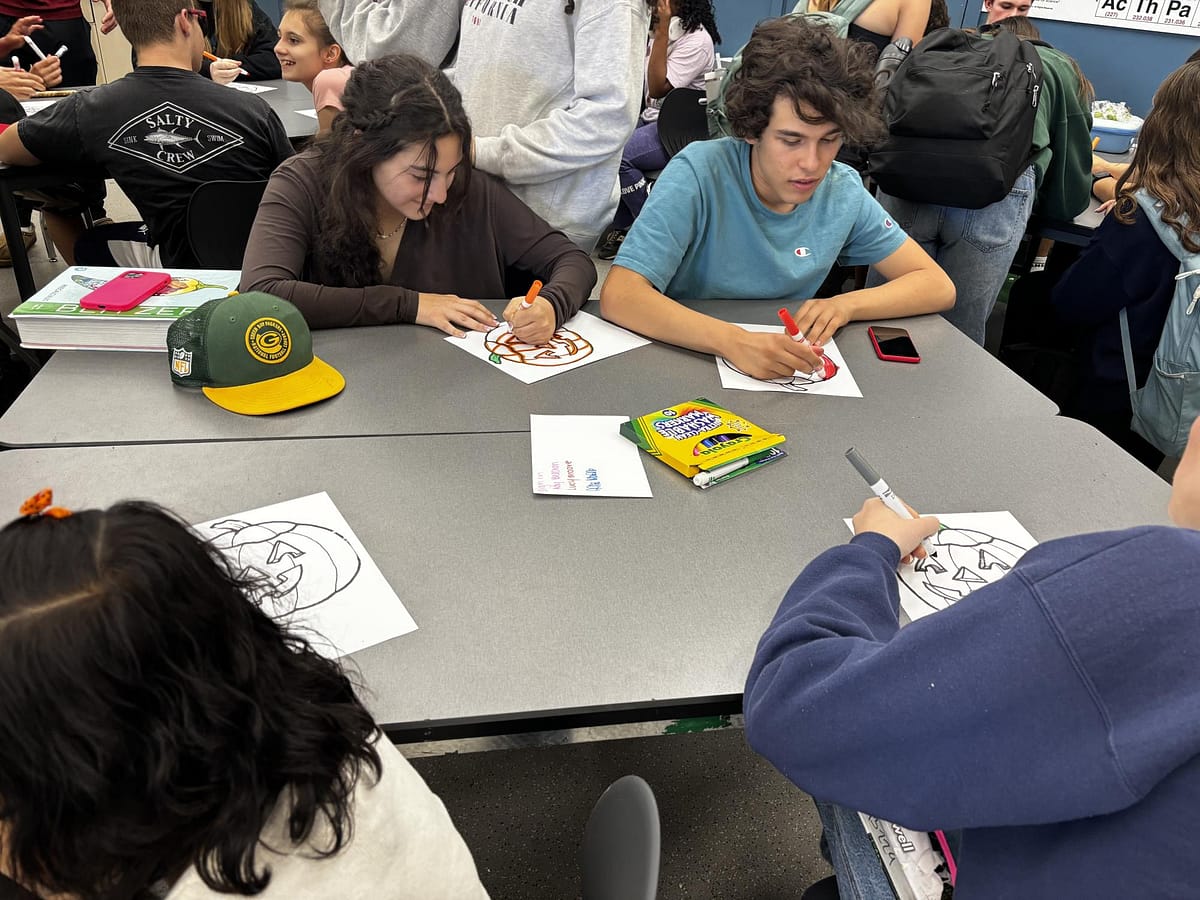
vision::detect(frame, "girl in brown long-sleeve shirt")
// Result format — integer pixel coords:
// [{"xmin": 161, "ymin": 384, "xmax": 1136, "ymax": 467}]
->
[{"xmin": 240, "ymin": 54, "xmax": 596, "ymax": 342}]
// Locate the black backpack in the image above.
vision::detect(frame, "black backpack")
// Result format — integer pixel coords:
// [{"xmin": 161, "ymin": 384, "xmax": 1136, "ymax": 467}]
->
[{"xmin": 867, "ymin": 28, "xmax": 1043, "ymax": 210}]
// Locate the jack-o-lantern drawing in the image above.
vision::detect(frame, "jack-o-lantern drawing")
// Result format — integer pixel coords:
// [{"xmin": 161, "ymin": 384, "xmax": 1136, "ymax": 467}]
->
[
  {"xmin": 720, "ymin": 355, "xmax": 840, "ymax": 391},
  {"xmin": 899, "ymin": 527, "xmax": 1029, "ymax": 616},
  {"xmin": 206, "ymin": 519, "xmax": 361, "ymax": 618}
]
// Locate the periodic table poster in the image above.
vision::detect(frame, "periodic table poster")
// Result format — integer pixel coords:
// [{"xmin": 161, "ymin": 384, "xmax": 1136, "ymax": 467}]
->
[{"xmin": 1030, "ymin": 0, "xmax": 1200, "ymax": 36}]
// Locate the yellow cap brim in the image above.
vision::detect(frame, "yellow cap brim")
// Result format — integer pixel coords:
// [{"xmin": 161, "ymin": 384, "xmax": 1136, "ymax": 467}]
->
[{"xmin": 202, "ymin": 356, "xmax": 345, "ymax": 416}]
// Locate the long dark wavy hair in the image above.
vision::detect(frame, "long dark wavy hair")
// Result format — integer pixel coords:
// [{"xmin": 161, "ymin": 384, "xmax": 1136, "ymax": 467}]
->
[
  {"xmin": 649, "ymin": 0, "xmax": 722, "ymax": 45},
  {"xmin": 0, "ymin": 500, "xmax": 381, "ymax": 898},
  {"xmin": 1113, "ymin": 60, "xmax": 1200, "ymax": 253},
  {"xmin": 313, "ymin": 54, "xmax": 473, "ymax": 289},
  {"xmin": 725, "ymin": 17, "xmax": 884, "ymax": 145}
]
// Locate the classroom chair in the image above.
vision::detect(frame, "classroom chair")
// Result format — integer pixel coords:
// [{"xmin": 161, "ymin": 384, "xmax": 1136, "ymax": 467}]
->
[
  {"xmin": 656, "ymin": 88, "xmax": 710, "ymax": 160},
  {"xmin": 581, "ymin": 774, "xmax": 661, "ymax": 900},
  {"xmin": 185, "ymin": 179, "xmax": 269, "ymax": 270}
]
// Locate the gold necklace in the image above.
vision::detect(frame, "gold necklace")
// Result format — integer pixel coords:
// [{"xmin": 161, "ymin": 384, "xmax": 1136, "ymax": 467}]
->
[{"xmin": 376, "ymin": 218, "xmax": 407, "ymax": 241}]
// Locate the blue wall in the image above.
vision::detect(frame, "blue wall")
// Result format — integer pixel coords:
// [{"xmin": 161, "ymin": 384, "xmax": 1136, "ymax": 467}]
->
[
  {"xmin": 259, "ymin": 0, "xmax": 282, "ymax": 25},
  {"xmin": 711, "ymin": 0, "xmax": 1197, "ymax": 114}
]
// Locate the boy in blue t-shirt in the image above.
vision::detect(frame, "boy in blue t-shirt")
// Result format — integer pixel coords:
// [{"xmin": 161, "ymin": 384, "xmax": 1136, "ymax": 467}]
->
[{"xmin": 599, "ymin": 17, "xmax": 954, "ymax": 381}]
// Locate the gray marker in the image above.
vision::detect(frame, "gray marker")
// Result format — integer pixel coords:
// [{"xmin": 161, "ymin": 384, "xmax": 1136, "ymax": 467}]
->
[{"xmin": 845, "ymin": 447, "xmax": 936, "ymax": 559}]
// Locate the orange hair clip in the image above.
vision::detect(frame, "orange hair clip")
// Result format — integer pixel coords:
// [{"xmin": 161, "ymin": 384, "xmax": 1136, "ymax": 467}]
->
[{"xmin": 19, "ymin": 488, "xmax": 71, "ymax": 519}]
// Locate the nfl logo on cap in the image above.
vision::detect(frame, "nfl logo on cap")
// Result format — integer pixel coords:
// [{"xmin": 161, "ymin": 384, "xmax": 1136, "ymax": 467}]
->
[
  {"xmin": 166, "ymin": 293, "xmax": 344, "ymax": 416},
  {"xmin": 171, "ymin": 347, "xmax": 192, "ymax": 377}
]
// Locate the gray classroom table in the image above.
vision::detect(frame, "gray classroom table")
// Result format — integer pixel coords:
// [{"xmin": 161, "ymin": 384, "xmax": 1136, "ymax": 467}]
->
[
  {"xmin": 256, "ymin": 78, "xmax": 319, "ymax": 141},
  {"xmin": 0, "ymin": 415, "xmax": 1169, "ymax": 741},
  {"xmin": 0, "ymin": 300, "xmax": 1056, "ymax": 448}
]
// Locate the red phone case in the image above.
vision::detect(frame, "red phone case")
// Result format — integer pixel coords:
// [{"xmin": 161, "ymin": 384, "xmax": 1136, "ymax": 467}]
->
[
  {"xmin": 79, "ymin": 270, "xmax": 172, "ymax": 312},
  {"xmin": 869, "ymin": 327, "xmax": 921, "ymax": 364}
]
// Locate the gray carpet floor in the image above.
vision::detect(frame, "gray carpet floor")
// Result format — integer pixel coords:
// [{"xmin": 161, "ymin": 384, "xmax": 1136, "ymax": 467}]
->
[{"xmin": 410, "ymin": 725, "xmax": 832, "ymax": 900}]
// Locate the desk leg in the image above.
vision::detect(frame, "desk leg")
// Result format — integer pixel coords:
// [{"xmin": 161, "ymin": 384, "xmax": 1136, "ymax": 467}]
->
[{"xmin": 0, "ymin": 184, "xmax": 43, "ymax": 374}]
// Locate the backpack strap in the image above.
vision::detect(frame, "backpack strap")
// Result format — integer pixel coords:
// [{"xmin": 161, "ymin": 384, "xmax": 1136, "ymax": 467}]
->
[
  {"xmin": 830, "ymin": 0, "xmax": 878, "ymax": 25},
  {"xmin": 1118, "ymin": 307, "xmax": 1139, "ymax": 402}
]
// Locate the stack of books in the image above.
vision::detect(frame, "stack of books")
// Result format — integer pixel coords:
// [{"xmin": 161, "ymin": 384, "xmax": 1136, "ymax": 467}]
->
[{"xmin": 10, "ymin": 266, "xmax": 240, "ymax": 351}]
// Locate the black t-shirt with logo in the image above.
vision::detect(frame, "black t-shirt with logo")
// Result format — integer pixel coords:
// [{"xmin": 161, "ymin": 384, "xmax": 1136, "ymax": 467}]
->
[{"xmin": 19, "ymin": 66, "xmax": 293, "ymax": 266}]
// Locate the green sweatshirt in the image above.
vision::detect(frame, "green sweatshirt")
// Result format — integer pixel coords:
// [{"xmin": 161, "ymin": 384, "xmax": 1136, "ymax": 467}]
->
[{"xmin": 1028, "ymin": 44, "xmax": 1094, "ymax": 222}]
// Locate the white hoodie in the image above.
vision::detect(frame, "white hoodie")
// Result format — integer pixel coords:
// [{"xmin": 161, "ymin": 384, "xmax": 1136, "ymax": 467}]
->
[
  {"xmin": 320, "ymin": 0, "xmax": 463, "ymax": 68},
  {"xmin": 453, "ymin": 0, "xmax": 650, "ymax": 251}
]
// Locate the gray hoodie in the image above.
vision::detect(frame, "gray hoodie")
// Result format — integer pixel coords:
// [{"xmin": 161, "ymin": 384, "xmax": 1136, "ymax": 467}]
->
[
  {"xmin": 320, "ymin": 0, "xmax": 463, "ymax": 68},
  {"xmin": 452, "ymin": 0, "xmax": 650, "ymax": 251}
]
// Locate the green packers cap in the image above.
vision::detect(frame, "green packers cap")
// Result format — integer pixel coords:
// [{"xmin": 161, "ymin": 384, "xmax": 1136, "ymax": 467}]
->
[{"xmin": 166, "ymin": 293, "xmax": 344, "ymax": 416}]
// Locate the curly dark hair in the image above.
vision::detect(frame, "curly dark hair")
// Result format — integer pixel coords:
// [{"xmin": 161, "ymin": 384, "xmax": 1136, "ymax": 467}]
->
[
  {"xmin": 724, "ymin": 17, "xmax": 884, "ymax": 145},
  {"xmin": 1113, "ymin": 60, "xmax": 1200, "ymax": 254},
  {"xmin": 648, "ymin": 0, "xmax": 721, "ymax": 45},
  {"xmin": 313, "ymin": 54, "xmax": 473, "ymax": 290},
  {"xmin": 0, "ymin": 501, "xmax": 382, "ymax": 898}
]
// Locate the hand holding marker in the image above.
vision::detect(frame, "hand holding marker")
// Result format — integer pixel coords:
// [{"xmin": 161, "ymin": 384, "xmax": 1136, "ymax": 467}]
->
[
  {"xmin": 845, "ymin": 447, "xmax": 938, "ymax": 560},
  {"xmin": 503, "ymin": 279, "xmax": 541, "ymax": 335},
  {"xmin": 203, "ymin": 51, "xmax": 249, "ymax": 78},
  {"xmin": 521, "ymin": 279, "xmax": 542, "ymax": 314},
  {"xmin": 777, "ymin": 307, "xmax": 837, "ymax": 381}
]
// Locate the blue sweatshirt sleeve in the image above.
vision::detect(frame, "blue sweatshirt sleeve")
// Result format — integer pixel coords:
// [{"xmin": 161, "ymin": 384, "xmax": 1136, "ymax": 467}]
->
[{"xmin": 744, "ymin": 531, "xmax": 1143, "ymax": 831}]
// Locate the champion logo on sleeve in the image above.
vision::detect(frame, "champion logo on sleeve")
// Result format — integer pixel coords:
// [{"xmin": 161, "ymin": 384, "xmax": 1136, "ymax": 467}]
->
[
  {"xmin": 794, "ymin": 247, "xmax": 811, "ymax": 258},
  {"xmin": 884, "ymin": 218, "xmax": 895, "ymax": 228}
]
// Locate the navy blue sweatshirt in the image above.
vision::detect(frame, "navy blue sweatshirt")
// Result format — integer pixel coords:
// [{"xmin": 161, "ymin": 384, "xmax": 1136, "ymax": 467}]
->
[
  {"xmin": 745, "ymin": 528, "xmax": 1200, "ymax": 898},
  {"xmin": 1051, "ymin": 207, "xmax": 1177, "ymax": 416}
]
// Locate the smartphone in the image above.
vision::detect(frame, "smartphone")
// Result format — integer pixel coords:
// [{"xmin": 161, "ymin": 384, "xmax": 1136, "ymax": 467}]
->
[
  {"xmin": 869, "ymin": 326, "xmax": 921, "ymax": 363},
  {"xmin": 79, "ymin": 270, "xmax": 172, "ymax": 312}
]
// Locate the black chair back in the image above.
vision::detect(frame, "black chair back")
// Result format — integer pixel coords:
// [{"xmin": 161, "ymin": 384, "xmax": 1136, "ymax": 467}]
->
[
  {"xmin": 656, "ymin": 88, "xmax": 709, "ymax": 160},
  {"xmin": 185, "ymin": 179, "xmax": 269, "ymax": 269}
]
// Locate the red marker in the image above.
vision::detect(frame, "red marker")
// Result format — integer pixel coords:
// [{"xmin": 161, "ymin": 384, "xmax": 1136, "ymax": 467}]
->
[{"xmin": 777, "ymin": 307, "xmax": 836, "ymax": 381}]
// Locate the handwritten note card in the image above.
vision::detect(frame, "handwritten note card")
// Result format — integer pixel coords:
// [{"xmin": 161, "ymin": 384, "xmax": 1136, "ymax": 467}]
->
[{"xmin": 530, "ymin": 415, "xmax": 653, "ymax": 497}]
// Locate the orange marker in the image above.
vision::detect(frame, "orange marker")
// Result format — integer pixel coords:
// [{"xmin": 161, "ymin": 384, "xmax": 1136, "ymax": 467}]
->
[
  {"xmin": 521, "ymin": 279, "xmax": 543, "ymax": 311},
  {"xmin": 203, "ymin": 51, "xmax": 249, "ymax": 78},
  {"xmin": 1091, "ymin": 136, "xmax": 1100, "ymax": 150}
]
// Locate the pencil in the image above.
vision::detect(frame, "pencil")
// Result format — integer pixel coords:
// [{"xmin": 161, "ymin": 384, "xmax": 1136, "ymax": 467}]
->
[
  {"xmin": 202, "ymin": 51, "xmax": 249, "ymax": 78},
  {"xmin": 1092, "ymin": 136, "xmax": 1100, "ymax": 150}
]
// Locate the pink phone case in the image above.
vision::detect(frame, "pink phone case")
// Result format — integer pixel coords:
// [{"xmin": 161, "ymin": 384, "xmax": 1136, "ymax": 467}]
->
[{"xmin": 79, "ymin": 270, "xmax": 172, "ymax": 312}]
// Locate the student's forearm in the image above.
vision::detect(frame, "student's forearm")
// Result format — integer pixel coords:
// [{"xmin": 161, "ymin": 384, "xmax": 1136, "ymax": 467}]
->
[
  {"xmin": 600, "ymin": 266, "xmax": 739, "ymax": 356},
  {"xmin": 835, "ymin": 270, "xmax": 956, "ymax": 323},
  {"xmin": 1092, "ymin": 175, "xmax": 1117, "ymax": 204},
  {"xmin": 646, "ymin": 27, "xmax": 671, "ymax": 99}
]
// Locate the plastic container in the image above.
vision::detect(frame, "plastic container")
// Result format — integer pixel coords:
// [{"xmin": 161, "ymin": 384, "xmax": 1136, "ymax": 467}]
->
[{"xmin": 1091, "ymin": 119, "xmax": 1141, "ymax": 153}]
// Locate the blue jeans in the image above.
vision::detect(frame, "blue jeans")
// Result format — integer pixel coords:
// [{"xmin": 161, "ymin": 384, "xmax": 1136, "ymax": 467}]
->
[
  {"xmin": 615, "ymin": 120, "xmax": 670, "ymax": 229},
  {"xmin": 869, "ymin": 166, "xmax": 1037, "ymax": 346},
  {"xmin": 817, "ymin": 800, "xmax": 961, "ymax": 899},
  {"xmin": 815, "ymin": 800, "xmax": 896, "ymax": 899}
]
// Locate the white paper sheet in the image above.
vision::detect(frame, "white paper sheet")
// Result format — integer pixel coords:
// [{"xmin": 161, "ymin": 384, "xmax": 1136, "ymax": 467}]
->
[
  {"xmin": 226, "ymin": 83, "xmax": 277, "ymax": 93},
  {"xmin": 716, "ymin": 325, "xmax": 862, "ymax": 397},
  {"xmin": 295, "ymin": 108, "xmax": 319, "ymax": 118},
  {"xmin": 530, "ymin": 414, "xmax": 653, "ymax": 497},
  {"xmin": 194, "ymin": 492, "xmax": 417, "ymax": 659},
  {"xmin": 445, "ymin": 310, "xmax": 650, "ymax": 384},
  {"xmin": 844, "ymin": 511, "xmax": 1037, "ymax": 621},
  {"xmin": 20, "ymin": 99, "xmax": 57, "ymax": 115}
]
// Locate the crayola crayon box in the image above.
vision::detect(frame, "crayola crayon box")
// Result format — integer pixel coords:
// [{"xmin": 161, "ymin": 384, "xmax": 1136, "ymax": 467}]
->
[{"xmin": 620, "ymin": 399, "xmax": 786, "ymax": 483}]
